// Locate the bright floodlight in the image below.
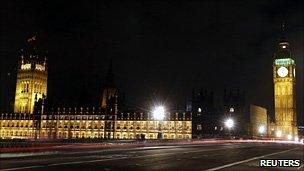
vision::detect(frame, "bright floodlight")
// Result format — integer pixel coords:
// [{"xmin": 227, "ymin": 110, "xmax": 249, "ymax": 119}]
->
[
  {"xmin": 287, "ymin": 134, "xmax": 292, "ymax": 140},
  {"xmin": 225, "ymin": 118, "xmax": 234, "ymax": 129},
  {"xmin": 276, "ymin": 130, "xmax": 282, "ymax": 137},
  {"xmin": 258, "ymin": 125, "xmax": 266, "ymax": 134},
  {"xmin": 153, "ymin": 106, "xmax": 165, "ymax": 121}
]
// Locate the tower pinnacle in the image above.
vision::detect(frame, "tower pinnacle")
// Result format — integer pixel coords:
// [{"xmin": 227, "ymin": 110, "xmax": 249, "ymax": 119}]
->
[
  {"xmin": 105, "ymin": 58, "xmax": 114, "ymax": 87},
  {"xmin": 280, "ymin": 22, "xmax": 287, "ymax": 42},
  {"xmin": 14, "ymin": 36, "xmax": 48, "ymax": 114},
  {"xmin": 101, "ymin": 59, "xmax": 118, "ymax": 110},
  {"xmin": 275, "ymin": 23, "xmax": 292, "ymax": 59}
]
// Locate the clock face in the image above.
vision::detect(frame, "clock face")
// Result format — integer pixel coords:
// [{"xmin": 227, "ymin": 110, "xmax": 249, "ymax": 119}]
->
[{"xmin": 277, "ymin": 66, "xmax": 288, "ymax": 77}]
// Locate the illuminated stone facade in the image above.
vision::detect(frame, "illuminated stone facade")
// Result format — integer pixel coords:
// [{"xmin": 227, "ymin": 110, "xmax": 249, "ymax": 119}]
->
[
  {"xmin": 0, "ymin": 109, "xmax": 192, "ymax": 140},
  {"xmin": 250, "ymin": 104, "xmax": 267, "ymax": 137},
  {"xmin": 273, "ymin": 35, "xmax": 297, "ymax": 139},
  {"xmin": 0, "ymin": 114, "xmax": 34, "ymax": 139},
  {"xmin": 14, "ymin": 37, "xmax": 48, "ymax": 114}
]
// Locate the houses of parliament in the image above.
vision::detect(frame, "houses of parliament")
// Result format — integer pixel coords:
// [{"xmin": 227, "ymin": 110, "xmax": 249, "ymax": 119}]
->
[
  {"xmin": 0, "ymin": 28, "xmax": 299, "ymax": 140},
  {"xmin": 0, "ymin": 37, "xmax": 192, "ymax": 140}
]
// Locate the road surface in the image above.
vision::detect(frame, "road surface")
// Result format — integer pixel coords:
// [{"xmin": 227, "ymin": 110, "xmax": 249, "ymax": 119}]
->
[{"xmin": 0, "ymin": 142, "xmax": 303, "ymax": 171}]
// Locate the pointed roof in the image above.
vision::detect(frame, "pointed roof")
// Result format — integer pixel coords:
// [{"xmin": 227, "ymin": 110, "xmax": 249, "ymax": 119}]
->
[
  {"xmin": 275, "ymin": 23, "xmax": 292, "ymax": 59},
  {"xmin": 105, "ymin": 58, "xmax": 115, "ymax": 87},
  {"xmin": 279, "ymin": 22, "xmax": 288, "ymax": 43},
  {"xmin": 21, "ymin": 33, "xmax": 47, "ymax": 64}
]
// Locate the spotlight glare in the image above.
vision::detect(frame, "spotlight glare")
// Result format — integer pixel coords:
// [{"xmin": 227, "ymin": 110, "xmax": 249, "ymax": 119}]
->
[
  {"xmin": 258, "ymin": 125, "xmax": 266, "ymax": 134},
  {"xmin": 225, "ymin": 118, "xmax": 234, "ymax": 129},
  {"xmin": 152, "ymin": 106, "xmax": 165, "ymax": 121},
  {"xmin": 276, "ymin": 130, "xmax": 282, "ymax": 137}
]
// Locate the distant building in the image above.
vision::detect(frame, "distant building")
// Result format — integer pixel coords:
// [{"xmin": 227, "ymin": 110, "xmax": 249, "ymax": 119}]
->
[
  {"xmin": 223, "ymin": 89, "xmax": 249, "ymax": 136},
  {"xmin": 190, "ymin": 88, "xmax": 251, "ymax": 138},
  {"xmin": 250, "ymin": 104, "xmax": 267, "ymax": 137},
  {"xmin": 191, "ymin": 89, "xmax": 222, "ymax": 138}
]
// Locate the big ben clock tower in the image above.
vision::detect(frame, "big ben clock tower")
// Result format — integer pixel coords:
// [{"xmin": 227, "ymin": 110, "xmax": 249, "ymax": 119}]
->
[{"xmin": 273, "ymin": 26, "xmax": 297, "ymax": 139}]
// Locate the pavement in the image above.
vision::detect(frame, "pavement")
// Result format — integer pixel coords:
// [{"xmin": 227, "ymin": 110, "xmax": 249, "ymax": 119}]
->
[{"xmin": 0, "ymin": 142, "xmax": 303, "ymax": 171}]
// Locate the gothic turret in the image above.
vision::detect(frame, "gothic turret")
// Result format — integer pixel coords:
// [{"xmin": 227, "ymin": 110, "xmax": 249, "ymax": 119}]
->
[
  {"xmin": 14, "ymin": 35, "xmax": 48, "ymax": 114},
  {"xmin": 101, "ymin": 59, "xmax": 118, "ymax": 114}
]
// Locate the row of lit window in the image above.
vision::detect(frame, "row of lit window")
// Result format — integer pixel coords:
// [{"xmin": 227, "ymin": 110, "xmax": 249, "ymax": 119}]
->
[
  {"xmin": 114, "ymin": 133, "xmax": 190, "ymax": 139},
  {"xmin": 18, "ymin": 75, "xmax": 46, "ymax": 80},
  {"xmin": 116, "ymin": 123, "xmax": 188, "ymax": 127},
  {"xmin": 41, "ymin": 116, "xmax": 104, "ymax": 120},
  {"xmin": 116, "ymin": 126, "xmax": 189, "ymax": 130},
  {"xmin": 42, "ymin": 132, "xmax": 104, "ymax": 139},
  {"xmin": 1, "ymin": 131, "xmax": 32, "ymax": 137},
  {"xmin": 42, "ymin": 125, "xmax": 104, "ymax": 129},
  {"xmin": 39, "ymin": 132, "xmax": 188, "ymax": 139},
  {"xmin": 0, "ymin": 131, "xmax": 190, "ymax": 139},
  {"xmin": 1, "ymin": 124, "xmax": 33, "ymax": 127}
]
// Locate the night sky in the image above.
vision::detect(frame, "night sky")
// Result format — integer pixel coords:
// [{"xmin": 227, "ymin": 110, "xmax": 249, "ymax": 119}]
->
[{"xmin": 0, "ymin": 1, "xmax": 303, "ymax": 124}]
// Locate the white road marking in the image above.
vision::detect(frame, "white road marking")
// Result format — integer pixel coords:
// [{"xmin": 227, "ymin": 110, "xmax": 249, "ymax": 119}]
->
[
  {"xmin": 0, "ymin": 145, "xmax": 251, "ymax": 171},
  {"xmin": 0, "ymin": 152, "xmax": 58, "ymax": 158},
  {"xmin": 46, "ymin": 157, "xmax": 128, "ymax": 166},
  {"xmin": 205, "ymin": 147, "xmax": 299, "ymax": 171},
  {"xmin": 297, "ymin": 164, "xmax": 304, "ymax": 170},
  {"xmin": 0, "ymin": 166, "xmax": 43, "ymax": 171}
]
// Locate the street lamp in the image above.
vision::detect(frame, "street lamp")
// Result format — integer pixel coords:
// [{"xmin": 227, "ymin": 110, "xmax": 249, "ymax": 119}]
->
[
  {"xmin": 225, "ymin": 118, "xmax": 234, "ymax": 129},
  {"xmin": 258, "ymin": 125, "xmax": 266, "ymax": 135},
  {"xmin": 224, "ymin": 118, "xmax": 234, "ymax": 139},
  {"xmin": 287, "ymin": 134, "xmax": 292, "ymax": 140},
  {"xmin": 276, "ymin": 130, "xmax": 282, "ymax": 138},
  {"xmin": 152, "ymin": 105, "xmax": 165, "ymax": 139}
]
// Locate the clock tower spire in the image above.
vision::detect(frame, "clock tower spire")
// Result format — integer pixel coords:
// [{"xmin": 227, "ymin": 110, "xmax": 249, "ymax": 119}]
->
[{"xmin": 273, "ymin": 24, "xmax": 297, "ymax": 139}]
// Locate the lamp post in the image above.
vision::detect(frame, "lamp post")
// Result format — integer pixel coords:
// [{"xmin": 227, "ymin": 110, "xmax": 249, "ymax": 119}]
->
[
  {"xmin": 258, "ymin": 125, "xmax": 266, "ymax": 138},
  {"xmin": 152, "ymin": 105, "xmax": 165, "ymax": 139},
  {"xmin": 224, "ymin": 118, "xmax": 234, "ymax": 138},
  {"xmin": 276, "ymin": 130, "xmax": 282, "ymax": 138}
]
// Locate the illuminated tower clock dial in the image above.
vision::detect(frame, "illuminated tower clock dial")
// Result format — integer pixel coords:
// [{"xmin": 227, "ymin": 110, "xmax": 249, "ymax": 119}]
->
[{"xmin": 277, "ymin": 66, "xmax": 288, "ymax": 77}]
